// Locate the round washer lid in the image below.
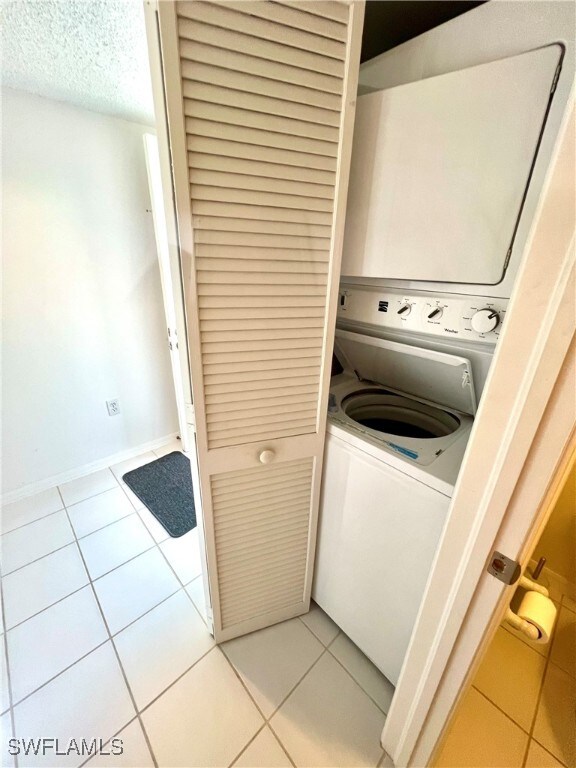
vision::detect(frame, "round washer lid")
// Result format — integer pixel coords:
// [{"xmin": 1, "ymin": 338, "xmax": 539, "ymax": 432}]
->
[{"xmin": 334, "ymin": 329, "xmax": 477, "ymax": 416}]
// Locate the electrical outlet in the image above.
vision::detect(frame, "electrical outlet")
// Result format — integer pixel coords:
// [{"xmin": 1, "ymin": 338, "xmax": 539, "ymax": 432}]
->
[{"xmin": 106, "ymin": 399, "xmax": 121, "ymax": 416}]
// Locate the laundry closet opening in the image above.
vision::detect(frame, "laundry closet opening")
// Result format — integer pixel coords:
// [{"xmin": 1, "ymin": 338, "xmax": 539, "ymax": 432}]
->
[{"xmin": 313, "ymin": 0, "xmax": 570, "ymax": 703}]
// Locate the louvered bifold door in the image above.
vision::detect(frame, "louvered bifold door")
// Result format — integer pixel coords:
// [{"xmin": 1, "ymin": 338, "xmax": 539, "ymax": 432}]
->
[{"xmin": 156, "ymin": 0, "xmax": 364, "ymax": 641}]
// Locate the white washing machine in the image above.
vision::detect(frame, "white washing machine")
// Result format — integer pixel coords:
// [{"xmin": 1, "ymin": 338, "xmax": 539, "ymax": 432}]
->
[{"xmin": 313, "ymin": 284, "xmax": 506, "ymax": 686}]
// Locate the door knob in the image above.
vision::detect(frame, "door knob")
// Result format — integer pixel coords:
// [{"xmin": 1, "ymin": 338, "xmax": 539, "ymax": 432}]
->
[{"xmin": 259, "ymin": 449, "xmax": 275, "ymax": 464}]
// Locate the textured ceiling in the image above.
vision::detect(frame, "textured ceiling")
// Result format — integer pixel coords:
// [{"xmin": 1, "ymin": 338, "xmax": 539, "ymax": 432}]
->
[{"xmin": 2, "ymin": 0, "xmax": 155, "ymax": 125}]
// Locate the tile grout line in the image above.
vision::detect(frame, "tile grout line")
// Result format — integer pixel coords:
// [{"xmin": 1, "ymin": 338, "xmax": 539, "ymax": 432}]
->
[
  {"xmin": 309, "ymin": 625, "xmax": 396, "ymax": 721},
  {"xmin": 136, "ymin": 645, "xmax": 217, "ymax": 718},
  {"xmin": 264, "ymin": 649, "xmax": 329, "ymax": 768},
  {"xmin": 2, "ymin": 501, "xmax": 142, "ymax": 580},
  {"xmin": 1, "ymin": 471, "xmax": 123, "ymax": 537},
  {"xmin": 471, "ymin": 685, "xmax": 535, "ymax": 737},
  {"xmin": 268, "ymin": 723, "xmax": 297, "ymax": 768},
  {"xmin": 4, "ymin": 519, "xmax": 199, "ymax": 697},
  {"xmin": 179, "ymin": 575, "xmax": 212, "ymax": 628},
  {"xmin": 5, "ymin": 583, "xmax": 192, "ymax": 713},
  {"xmin": 59, "ymin": 470, "xmax": 122, "ymax": 508},
  {"xmin": 225, "ymin": 722, "xmax": 268, "ymax": 768},
  {"xmin": 9, "ymin": 637, "xmax": 111, "ymax": 709},
  {"xmin": 222, "ymin": 635, "xmax": 327, "ymax": 724},
  {"xmin": 4, "ymin": 580, "xmax": 90, "ymax": 634},
  {"xmin": 60, "ymin": 491, "xmax": 159, "ymax": 768},
  {"xmin": 4, "ymin": 535, "xmax": 158, "ymax": 586},
  {"xmin": 79, "ymin": 538, "xmax": 158, "ymax": 583},
  {"xmin": 325, "ymin": 642, "xmax": 391, "ymax": 716},
  {"xmin": 0, "ymin": 575, "xmax": 17, "ymax": 768},
  {"xmin": 1, "ymin": 537, "xmax": 76, "ymax": 579},
  {"xmin": 520, "ymin": 599, "xmax": 570, "ymax": 768},
  {"xmin": 220, "ymin": 643, "xmax": 304, "ymax": 768},
  {"xmin": 77, "ymin": 715, "xmax": 140, "ymax": 768},
  {"xmin": 71, "ymin": 509, "xmax": 139, "ymax": 542},
  {"xmin": 115, "ymin": 476, "xmax": 201, "ymax": 591},
  {"xmin": 152, "ymin": 533, "xmax": 197, "ymax": 590},
  {"xmin": 219, "ymin": 637, "xmax": 332, "ymax": 768},
  {"xmin": 223, "ymin": 618, "xmax": 388, "ymax": 766},
  {"xmin": 1, "ymin": 506, "xmax": 67, "ymax": 537}
]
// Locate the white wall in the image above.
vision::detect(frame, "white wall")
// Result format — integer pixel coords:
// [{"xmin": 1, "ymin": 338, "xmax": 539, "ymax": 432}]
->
[{"xmin": 2, "ymin": 88, "xmax": 178, "ymax": 497}]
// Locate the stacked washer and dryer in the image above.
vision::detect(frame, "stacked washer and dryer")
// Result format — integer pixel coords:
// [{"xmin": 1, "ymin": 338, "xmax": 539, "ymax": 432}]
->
[{"xmin": 312, "ymin": 9, "xmax": 572, "ymax": 688}]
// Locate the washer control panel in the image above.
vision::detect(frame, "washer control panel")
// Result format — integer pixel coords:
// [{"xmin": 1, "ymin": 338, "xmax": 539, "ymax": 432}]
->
[{"xmin": 338, "ymin": 285, "xmax": 508, "ymax": 343}]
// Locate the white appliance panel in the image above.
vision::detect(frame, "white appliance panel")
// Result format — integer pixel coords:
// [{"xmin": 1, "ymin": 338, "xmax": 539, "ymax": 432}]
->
[
  {"xmin": 342, "ymin": 45, "xmax": 561, "ymax": 284},
  {"xmin": 313, "ymin": 433, "xmax": 449, "ymax": 685},
  {"xmin": 335, "ymin": 330, "xmax": 477, "ymax": 415}
]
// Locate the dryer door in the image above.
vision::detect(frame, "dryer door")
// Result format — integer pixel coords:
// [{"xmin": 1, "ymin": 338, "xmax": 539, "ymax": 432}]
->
[{"xmin": 335, "ymin": 329, "xmax": 477, "ymax": 415}]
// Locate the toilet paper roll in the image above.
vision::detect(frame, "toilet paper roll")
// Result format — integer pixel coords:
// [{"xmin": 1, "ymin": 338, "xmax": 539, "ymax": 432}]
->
[{"xmin": 517, "ymin": 590, "xmax": 557, "ymax": 644}]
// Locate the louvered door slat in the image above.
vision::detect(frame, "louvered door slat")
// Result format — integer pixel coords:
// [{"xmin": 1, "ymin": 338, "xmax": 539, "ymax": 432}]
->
[
  {"xmin": 191, "ymin": 186, "xmax": 334, "ymax": 212},
  {"xmin": 183, "ymin": 81, "xmax": 341, "ymax": 127},
  {"xmin": 189, "ymin": 168, "xmax": 335, "ymax": 199},
  {"xmin": 213, "ymin": 472, "xmax": 314, "ymax": 496},
  {"xmin": 204, "ymin": 363, "xmax": 321, "ymax": 383},
  {"xmin": 181, "ymin": 61, "xmax": 342, "ymax": 111},
  {"xmin": 199, "ymin": 277, "xmax": 327, "ymax": 292},
  {"xmin": 209, "ymin": 425, "xmax": 318, "ymax": 450},
  {"xmin": 184, "ymin": 100, "xmax": 340, "ymax": 143},
  {"xmin": 198, "ymin": 284, "xmax": 328, "ymax": 298},
  {"xmin": 186, "ymin": 119, "xmax": 338, "ymax": 157},
  {"xmin": 178, "ymin": 19, "xmax": 345, "ymax": 77},
  {"xmin": 156, "ymin": 0, "xmax": 363, "ymax": 640},
  {"xmin": 187, "ymin": 136, "xmax": 338, "ymax": 171},
  {"xmin": 180, "ymin": 41, "xmax": 343, "ymax": 94},
  {"xmin": 214, "ymin": 482, "xmax": 310, "ymax": 512},
  {"xmin": 196, "ymin": 248, "xmax": 329, "ymax": 264},
  {"xmin": 278, "ymin": 0, "xmax": 350, "ymax": 23},
  {"xmin": 199, "ymin": 295, "xmax": 327, "ymax": 308},
  {"xmin": 204, "ymin": 387, "xmax": 318, "ymax": 408},
  {"xmin": 192, "ymin": 200, "xmax": 333, "ymax": 225},
  {"xmin": 215, "ymin": 1, "xmax": 348, "ymax": 41},
  {"xmin": 178, "ymin": 2, "xmax": 346, "ymax": 60},
  {"xmin": 189, "ymin": 154, "xmax": 336, "ymax": 187},
  {"xmin": 193, "ymin": 218, "xmax": 332, "ymax": 239},
  {"xmin": 206, "ymin": 398, "xmax": 318, "ymax": 418}
]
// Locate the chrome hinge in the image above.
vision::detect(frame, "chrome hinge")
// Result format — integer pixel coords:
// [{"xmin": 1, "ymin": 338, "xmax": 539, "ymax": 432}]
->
[{"xmin": 487, "ymin": 551, "xmax": 521, "ymax": 585}]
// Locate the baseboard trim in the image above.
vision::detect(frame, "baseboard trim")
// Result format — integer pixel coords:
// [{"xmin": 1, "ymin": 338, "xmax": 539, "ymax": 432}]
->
[
  {"xmin": 2, "ymin": 433, "xmax": 180, "ymax": 505},
  {"xmin": 528, "ymin": 558, "xmax": 575, "ymax": 602}
]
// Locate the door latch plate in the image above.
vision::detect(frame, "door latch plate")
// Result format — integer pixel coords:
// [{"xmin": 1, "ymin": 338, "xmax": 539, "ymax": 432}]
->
[{"xmin": 487, "ymin": 551, "xmax": 521, "ymax": 585}]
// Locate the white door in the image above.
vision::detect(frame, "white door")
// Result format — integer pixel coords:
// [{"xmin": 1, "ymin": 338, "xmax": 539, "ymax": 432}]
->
[{"xmin": 152, "ymin": 0, "xmax": 364, "ymax": 641}]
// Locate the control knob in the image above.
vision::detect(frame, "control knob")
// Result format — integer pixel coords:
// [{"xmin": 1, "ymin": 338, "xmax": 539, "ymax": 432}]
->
[
  {"xmin": 471, "ymin": 308, "xmax": 500, "ymax": 334},
  {"xmin": 427, "ymin": 307, "xmax": 443, "ymax": 321},
  {"xmin": 397, "ymin": 303, "xmax": 412, "ymax": 317}
]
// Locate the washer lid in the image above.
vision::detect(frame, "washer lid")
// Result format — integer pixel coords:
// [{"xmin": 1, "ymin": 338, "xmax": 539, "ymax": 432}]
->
[{"xmin": 335, "ymin": 329, "xmax": 477, "ymax": 415}]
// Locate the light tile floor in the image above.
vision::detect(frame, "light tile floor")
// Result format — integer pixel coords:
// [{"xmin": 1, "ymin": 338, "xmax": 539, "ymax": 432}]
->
[
  {"xmin": 434, "ymin": 589, "xmax": 576, "ymax": 768},
  {"xmin": 1, "ymin": 441, "xmax": 395, "ymax": 767}
]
